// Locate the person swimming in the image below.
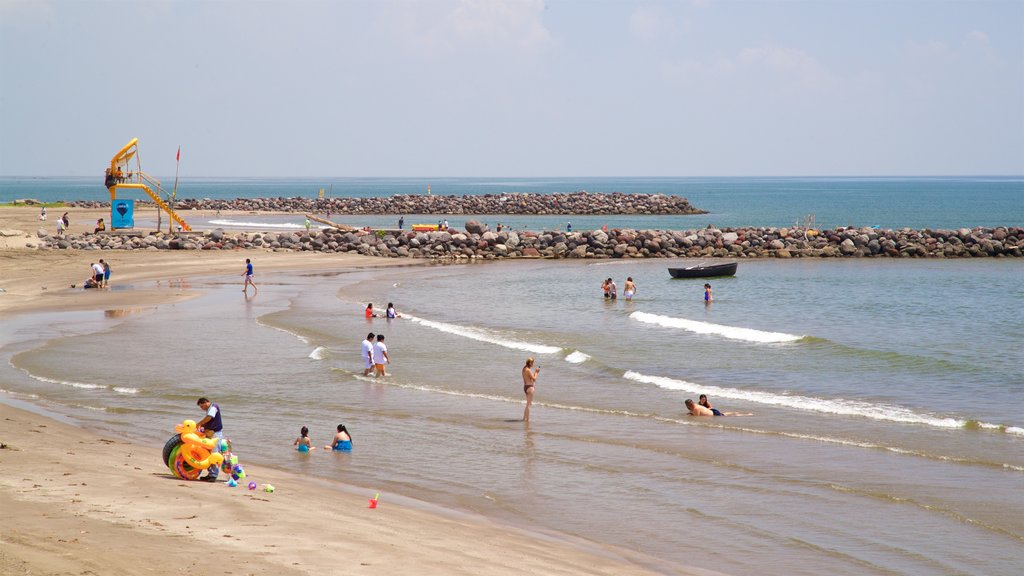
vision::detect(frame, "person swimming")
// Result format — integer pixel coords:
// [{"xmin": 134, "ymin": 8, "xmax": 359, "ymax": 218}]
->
[
  {"xmin": 294, "ymin": 426, "xmax": 315, "ymax": 452},
  {"xmin": 325, "ymin": 423, "xmax": 352, "ymax": 451}
]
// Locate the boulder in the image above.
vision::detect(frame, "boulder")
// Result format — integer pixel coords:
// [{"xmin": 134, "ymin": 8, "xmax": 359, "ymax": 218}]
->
[{"xmin": 464, "ymin": 220, "xmax": 487, "ymax": 235}]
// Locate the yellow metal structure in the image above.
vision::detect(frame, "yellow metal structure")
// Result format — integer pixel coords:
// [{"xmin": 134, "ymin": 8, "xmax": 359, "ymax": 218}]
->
[{"xmin": 106, "ymin": 138, "xmax": 191, "ymax": 231}]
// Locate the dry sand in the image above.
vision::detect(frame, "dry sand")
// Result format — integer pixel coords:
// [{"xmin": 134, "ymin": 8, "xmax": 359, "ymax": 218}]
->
[{"xmin": 0, "ymin": 207, "xmax": 695, "ymax": 575}]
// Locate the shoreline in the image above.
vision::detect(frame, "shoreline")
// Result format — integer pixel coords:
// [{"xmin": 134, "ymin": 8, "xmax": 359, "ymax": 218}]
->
[
  {"xmin": 0, "ymin": 247, "xmax": 703, "ymax": 575},
  {"xmin": 0, "ymin": 402, "xmax": 688, "ymax": 576}
]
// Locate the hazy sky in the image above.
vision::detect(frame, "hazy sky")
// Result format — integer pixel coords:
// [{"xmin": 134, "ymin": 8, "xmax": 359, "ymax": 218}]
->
[{"xmin": 1, "ymin": 0, "xmax": 1022, "ymax": 177}]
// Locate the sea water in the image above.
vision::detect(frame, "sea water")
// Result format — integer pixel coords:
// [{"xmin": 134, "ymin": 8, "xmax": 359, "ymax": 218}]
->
[
  {"xmin": 2, "ymin": 257, "xmax": 1022, "ymax": 575},
  {"xmin": 3, "ymin": 176, "xmax": 1023, "ymax": 230}
]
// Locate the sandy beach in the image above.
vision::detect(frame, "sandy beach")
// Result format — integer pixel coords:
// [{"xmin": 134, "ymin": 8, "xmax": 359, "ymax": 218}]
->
[{"xmin": 0, "ymin": 208, "xmax": 695, "ymax": 576}]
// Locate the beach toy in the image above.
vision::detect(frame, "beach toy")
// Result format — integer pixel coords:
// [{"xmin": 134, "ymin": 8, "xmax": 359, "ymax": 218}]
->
[
  {"xmin": 162, "ymin": 420, "xmax": 225, "ymax": 481},
  {"xmin": 368, "ymin": 492, "xmax": 380, "ymax": 509},
  {"xmin": 263, "ymin": 484, "xmax": 275, "ymax": 493},
  {"xmin": 248, "ymin": 481, "xmax": 257, "ymax": 490},
  {"xmin": 227, "ymin": 478, "xmax": 238, "ymax": 487}
]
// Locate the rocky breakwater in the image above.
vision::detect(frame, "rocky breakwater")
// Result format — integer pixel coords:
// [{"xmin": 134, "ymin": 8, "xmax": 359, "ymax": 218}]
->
[
  {"xmin": 71, "ymin": 192, "xmax": 707, "ymax": 216},
  {"xmin": 33, "ymin": 224, "xmax": 1023, "ymax": 259}
]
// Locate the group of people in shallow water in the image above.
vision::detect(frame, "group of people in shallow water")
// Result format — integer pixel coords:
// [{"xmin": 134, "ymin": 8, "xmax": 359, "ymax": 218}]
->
[
  {"xmin": 293, "ymin": 424, "xmax": 353, "ymax": 452},
  {"xmin": 601, "ymin": 277, "xmax": 637, "ymax": 301},
  {"xmin": 365, "ymin": 302, "xmax": 401, "ymax": 319}
]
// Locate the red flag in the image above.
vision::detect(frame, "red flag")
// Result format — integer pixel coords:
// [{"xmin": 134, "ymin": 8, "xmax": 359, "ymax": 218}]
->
[{"xmin": 176, "ymin": 146, "xmax": 181, "ymax": 162}]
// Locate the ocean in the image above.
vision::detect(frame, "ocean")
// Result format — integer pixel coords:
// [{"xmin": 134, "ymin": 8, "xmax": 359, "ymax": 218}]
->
[
  {"xmin": 1, "ymin": 176, "xmax": 1022, "ymax": 575},
  {"xmin": 2, "ymin": 176, "xmax": 1023, "ymax": 231}
]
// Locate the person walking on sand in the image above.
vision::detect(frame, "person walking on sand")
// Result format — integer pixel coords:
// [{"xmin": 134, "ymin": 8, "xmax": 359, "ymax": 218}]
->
[
  {"xmin": 522, "ymin": 357, "xmax": 540, "ymax": 422},
  {"xmin": 62, "ymin": 212, "xmax": 70, "ymax": 230},
  {"xmin": 304, "ymin": 217, "xmax": 311, "ymax": 232},
  {"xmin": 196, "ymin": 397, "xmax": 224, "ymax": 481},
  {"xmin": 372, "ymin": 334, "xmax": 390, "ymax": 377},
  {"xmin": 361, "ymin": 332, "xmax": 375, "ymax": 376},
  {"xmin": 704, "ymin": 283, "xmax": 713, "ymax": 303},
  {"xmin": 624, "ymin": 277, "xmax": 637, "ymax": 301},
  {"xmin": 242, "ymin": 258, "xmax": 257, "ymax": 294},
  {"xmin": 40, "ymin": 206, "xmax": 46, "ymax": 221}
]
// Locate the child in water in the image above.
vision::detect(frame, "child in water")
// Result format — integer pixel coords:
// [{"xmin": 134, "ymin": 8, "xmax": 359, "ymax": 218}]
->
[
  {"xmin": 294, "ymin": 426, "xmax": 315, "ymax": 452},
  {"xmin": 325, "ymin": 424, "xmax": 353, "ymax": 452},
  {"xmin": 704, "ymin": 283, "xmax": 713, "ymax": 302}
]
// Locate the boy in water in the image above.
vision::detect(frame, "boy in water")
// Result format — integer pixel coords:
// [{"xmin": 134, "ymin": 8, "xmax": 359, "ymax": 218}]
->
[{"xmin": 704, "ymin": 283, "xmax": 713, "ymax": 302}]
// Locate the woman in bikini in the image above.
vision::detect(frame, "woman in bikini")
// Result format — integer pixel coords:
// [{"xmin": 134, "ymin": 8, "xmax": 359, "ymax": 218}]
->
[{"xmin": 522, "ymin": 357, "xmax": 540, "ymax": 422}]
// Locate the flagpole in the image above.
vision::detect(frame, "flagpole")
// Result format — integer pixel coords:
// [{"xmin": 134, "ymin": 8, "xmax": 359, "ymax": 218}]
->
[{"xmin": 171, "ymin": 146, "xmax": 181, "ymax": 233}]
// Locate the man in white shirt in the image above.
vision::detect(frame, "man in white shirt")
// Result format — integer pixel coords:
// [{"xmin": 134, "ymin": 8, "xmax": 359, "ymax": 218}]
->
[
  {"xmin": 91, "ymin": 262, "xmax": 105, "ymax": 285},
  {"xmin": 372, "ymin": 334, "xmax": 390, "ymax": 377},
  {"xmin": 361, "ymin": 332, "xmax": 375, "ymax": 376}
]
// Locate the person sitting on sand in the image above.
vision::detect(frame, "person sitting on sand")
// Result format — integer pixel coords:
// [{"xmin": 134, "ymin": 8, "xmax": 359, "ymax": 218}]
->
[
  {"xmin": 385, "ymin": 302, "xmax": 401, "ymax": 319},
  {"xmin": 325, "ymin": 424, "xmax": 352, "ymax": 451},
  {"xmin": 94, "ymin": 218, "xmax": 105, "ymax": 234},
  {"xmin": 685, "ymin": 398, "xmax": 752, "ymax": 417},
  {"xmin": 294, "ymin": 426, "xmax": 315, "ymax": 452}
]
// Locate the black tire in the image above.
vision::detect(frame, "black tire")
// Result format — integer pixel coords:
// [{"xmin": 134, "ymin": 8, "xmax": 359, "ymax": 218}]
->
[{"xmin": 162, "ymin": 434, "xmax": 183, "ymax": 468}]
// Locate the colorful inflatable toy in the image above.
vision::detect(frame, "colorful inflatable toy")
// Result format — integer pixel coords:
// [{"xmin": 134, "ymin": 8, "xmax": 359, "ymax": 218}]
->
[{"xmin": 162, "ymin": 419, "xmax": 227, "ymax": 481}]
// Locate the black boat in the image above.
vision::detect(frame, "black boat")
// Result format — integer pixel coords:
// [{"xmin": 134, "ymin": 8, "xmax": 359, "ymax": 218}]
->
[{"xmin": 667, "ymin": 262, "xmax": 738, "ymax": 279}]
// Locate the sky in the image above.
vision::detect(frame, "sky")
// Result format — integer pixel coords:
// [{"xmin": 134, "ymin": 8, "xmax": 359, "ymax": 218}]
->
[{"xmin": 1, "ymin": 0, "xmax": 1022, "ymax": 177}]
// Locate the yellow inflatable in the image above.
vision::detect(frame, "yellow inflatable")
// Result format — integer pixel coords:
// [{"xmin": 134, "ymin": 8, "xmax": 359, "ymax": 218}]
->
[{"xmin": 162, "ymin": 420, "xmax": 225, "ymax": 480}]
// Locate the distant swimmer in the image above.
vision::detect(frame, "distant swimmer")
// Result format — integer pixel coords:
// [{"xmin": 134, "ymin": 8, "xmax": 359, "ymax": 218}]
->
[
  {"xmin": 704, "ymin": 283, "xmax": 713, "ymax": 303},
  {"xmin": 522, "ymin": 357, "xmax": 540, "ymax": 422},
  {"xmin": 685, "ymin": 398, "xmax": 752, "ymax": 417},
  {"xmin": 242, "ymin": 258, "xmax": 257, "ymax": 294},
  {"xmin": 609, "ymin": 278, "xmax": 617, "ymax": 300},
  {"xmin": 365, "ymin": 303, "xmax": 378, "ymax": 318},
  {"xmin": 624, "ymin": 277, "xmax": 636, "ymax": 301},
  {"xmin": 602, "ymin": 278, "xmax": 612, "ymax": 299},
  {"xmin": 385, "ymin": 302, "xmax": 401, "ymax": 319}
]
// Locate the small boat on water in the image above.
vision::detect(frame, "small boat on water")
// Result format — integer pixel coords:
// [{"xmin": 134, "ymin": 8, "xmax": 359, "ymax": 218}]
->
[{"xmin": 667, "ymin": 262, "xmax": 738, "ymax": 279}]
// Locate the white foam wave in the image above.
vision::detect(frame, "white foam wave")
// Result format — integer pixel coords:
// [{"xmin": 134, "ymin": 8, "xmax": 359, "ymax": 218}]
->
[
  {"xmin": 564, "ymin": 351, "xmax": 591, "ymax": 364},
  {"xmin": 208, "ymin": 219, "xmax": 313, "ymax": 230},
  {"xmin": 255, "ymin": 319, "xmax": 311, "ymax": 344},
  {"xmin": 630, "ymin": 311, "xmax": 802, "ymax": 343},
  {"xmin": 622, "ymin": 371, "xmax": 1020, "ymax": 433},
  {"xmin": 403, "ymin": 314, "xmax": 560, "ymax": 354},
  {"xmin": 309, "ymin": 346, "xmax": 327, "ymax": 360},
  {"xmin": 112, "ymin": 387, "xmax": 138, "ymax": 395},
  {"xmin": 27, "ymin": 373, "xmax": 105, "ymax": 390}
]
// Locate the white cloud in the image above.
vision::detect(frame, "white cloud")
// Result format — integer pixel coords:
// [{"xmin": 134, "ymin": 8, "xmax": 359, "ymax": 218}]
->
[{"xmin": 629, "ymin": 5, "xmax": 678, "ymax": 41}]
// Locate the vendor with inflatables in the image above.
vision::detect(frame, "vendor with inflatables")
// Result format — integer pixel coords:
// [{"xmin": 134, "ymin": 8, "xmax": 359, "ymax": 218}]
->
[{"xmin": 196, "ymin": 397, "xmax": 223, "ymax": 481}]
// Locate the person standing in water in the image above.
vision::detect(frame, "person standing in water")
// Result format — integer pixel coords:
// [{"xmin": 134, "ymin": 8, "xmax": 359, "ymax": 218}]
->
[
  {"xmin": 623, "ymin": 277, "xmax": 637, "ymax": 301},
  {"xmin": 704, "ymin": 283, "xmax": 713, "ymax": 303},
  {"xmin": 361, "ymin": 332, "xmax": 375, "ymax": 376},
  {"xmin": 372, "ymin": 334, "xmax": 390, "ymax": 376},
  {"xmin": 522, "ymin": 357, "xmax": 540, "ymax": 422},
  {"xmin": 242, "ymin": 258, "xmax": 257, "ymax": 294}
]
